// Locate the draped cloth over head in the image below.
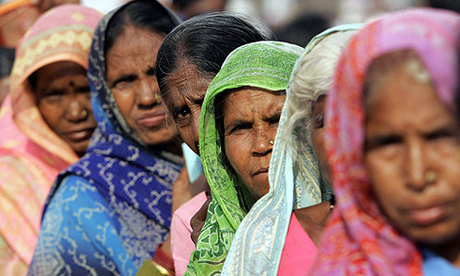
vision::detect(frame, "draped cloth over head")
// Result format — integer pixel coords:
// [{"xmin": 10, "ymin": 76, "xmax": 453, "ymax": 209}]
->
[
  {"xmin": 185, "ymin": 41, "xmax": 303, "ymax": 275},
  {"xmin": 222, "ymin": 24, "xmax": 362, "ymax": 276},
  {"xmin": 28, "ymin": 1, "xmax": 182, "ymax": 275},
  {"xmin": 0, "ymin": 5, "xmax": 101, "ymax": 275},
  {"xmin": 309, "ymin": 8, "xmax": 460, "ymax": 276}
]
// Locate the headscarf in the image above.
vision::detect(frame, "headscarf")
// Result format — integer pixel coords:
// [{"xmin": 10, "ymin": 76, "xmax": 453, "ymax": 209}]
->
[
  {"xmin": 186, "ymin": 41, "xmax": 303, "ymax": 275},
  {"xmin": 222, "ymin": 24, "xmax": 362, "ymax": 276},
  {"xmin": 309, "ymin": 8, "xmax": 460, "ymax": 276},
  {"xmin": 0, "ymin": 5, "xmax": 101, "ymax": 274},
  {"xmin": 42, "ymin": 0, "xmax": 182, "ymax": 265}
]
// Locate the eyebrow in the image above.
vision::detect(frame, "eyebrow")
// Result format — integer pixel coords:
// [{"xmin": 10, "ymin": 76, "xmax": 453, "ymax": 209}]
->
[
  {"xmin": 225, "ymin": 119, "xmax": 250, "ymax": 134},
  {"xmin": 109, "ymin": 74, "xmax": 137, "ymax": 88}
]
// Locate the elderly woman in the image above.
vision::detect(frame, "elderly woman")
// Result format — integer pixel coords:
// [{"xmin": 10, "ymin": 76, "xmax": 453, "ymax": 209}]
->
[
  {"xmin": 222, "ymin": 25, "xmax": 360, "ymax": 276},
  {"xmin": 309, "ymin": 8, "xmax": 460, "ymax": 275},
  {"xmin": 0, "ymin": 5, "xmax": 101, "ymax": 275},
  {"xmin": 185, "ymin": 41, "xmax": 303, "ymax": 275},
  {"xmin": 29, "ymin": 1, "xmax": 183, "ymax": 275},
  {"xmin": 155, "ymin": 13, "xmax": 268, "ymax": 275}
]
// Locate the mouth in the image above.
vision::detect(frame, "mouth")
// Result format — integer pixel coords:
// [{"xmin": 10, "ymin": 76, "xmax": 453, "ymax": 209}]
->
[
  {"xmin": 137, "ymin": 111, "xmax": 167, "ymax": 128},
  {"xmin": 406, "ymin": 202, "xmax": 453, "ymax": 227},
  {"xmin": 64, "ymin": 127, "xmax": 95, "ymax": 142},
  {"xmin": 252, "ymin": 167, "xmax": 269, "ymax": 177}
]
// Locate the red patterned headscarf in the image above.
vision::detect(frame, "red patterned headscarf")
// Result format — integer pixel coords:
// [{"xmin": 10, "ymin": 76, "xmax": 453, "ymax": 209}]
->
[{"xmin": 309, "ymin": 8, "xmax": 460, "ymax": 276}]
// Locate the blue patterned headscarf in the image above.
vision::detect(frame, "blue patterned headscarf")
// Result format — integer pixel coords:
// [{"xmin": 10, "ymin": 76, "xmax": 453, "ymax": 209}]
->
[{"xmin": 43, "ymin": 0, "xmax": 182, "ymax": 256}]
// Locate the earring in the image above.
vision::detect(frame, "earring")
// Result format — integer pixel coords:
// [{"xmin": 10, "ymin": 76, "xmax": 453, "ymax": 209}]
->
[
  {"xmin": 269, "ymin": 140, "xmax": 274, "ymax": 145},
  {"xmin": 425, "ymin": 170, "xmax": 437, "ymax": 183},
  {"xmin": 155, "ymin": 93, "xmax": 162, "ymax": 104}
]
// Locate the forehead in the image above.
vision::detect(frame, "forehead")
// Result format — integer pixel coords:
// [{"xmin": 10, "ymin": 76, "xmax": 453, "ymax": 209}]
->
[
  {"xmin": 165, "ymin": 60, "xmax": 213, "ymax": 100},
  {"xmin": 35, "ymin": 61, "xmax": 86, "ymax": 85},
  {"xmin": 106, "ymin": 26, "xmax": 164, "ymax": 65},
  {"xmin": 223, "ymin": 87, "xmax": 285, "ymax": 113}
]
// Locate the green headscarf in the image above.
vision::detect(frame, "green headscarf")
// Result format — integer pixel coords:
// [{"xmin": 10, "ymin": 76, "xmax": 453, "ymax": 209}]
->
[{"xmin": 185, "ymin": 41, "xmax": 303, "ymax": 275}]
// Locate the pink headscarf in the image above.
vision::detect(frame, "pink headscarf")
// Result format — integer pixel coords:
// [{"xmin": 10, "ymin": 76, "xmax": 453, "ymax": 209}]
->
[
  {"xmin": 0, "ymin": 5, "xmax": 101, "ymax": 275},
  {"xmin": 309, "ymin": 8, "xmax": 460, "ymax": 276}
]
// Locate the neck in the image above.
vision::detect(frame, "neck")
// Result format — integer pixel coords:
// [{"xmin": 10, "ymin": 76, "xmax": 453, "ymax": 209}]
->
[
  {"xmin": 427, "ymin": 235, "xmax": 460, "ymax": 269},
  {"xmin": 293, "ymin": 200, "xmax": 333, "ymax": 246}
]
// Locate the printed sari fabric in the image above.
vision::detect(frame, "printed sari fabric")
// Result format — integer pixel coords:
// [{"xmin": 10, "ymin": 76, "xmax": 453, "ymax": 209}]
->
[
  {"xmin": 0, "ymin": 5, "xmax": 101, "ymax": 276},
  {"xmin": 28, "ymin": 1, "xmax": 182, "ymax": 276},
  {"xmin": 185, "ymin": 41, "xmax": 303, "ymax": 276},
  {"xmin": 309, "ymin": 8, "xmax": 460, "ymax": 276},
  {"xmin": 222, "ymin": 24, "xmax": 362, "ymax": 276}
]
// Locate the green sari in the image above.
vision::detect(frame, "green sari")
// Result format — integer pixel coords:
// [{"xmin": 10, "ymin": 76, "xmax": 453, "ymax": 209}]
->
[{"xmin": 185, "ymin": 41, "xmax": 303, "ymax": 275}]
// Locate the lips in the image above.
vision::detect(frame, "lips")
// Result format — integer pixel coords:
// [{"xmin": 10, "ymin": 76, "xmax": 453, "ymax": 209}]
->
[
  {"xmin": 64, "ymin": 127, "xmax": 95, "ymax": 142},
  {"xmin": 252, "ymin": 167, "xmax": 269, "ymax": 177},
  {"xmin": 137, "ymin": 111, "xmax": 167, "ymax": 128},
  {"xmin": 406, "ymin": 201, "xmax": 453, "ymax": 227}
]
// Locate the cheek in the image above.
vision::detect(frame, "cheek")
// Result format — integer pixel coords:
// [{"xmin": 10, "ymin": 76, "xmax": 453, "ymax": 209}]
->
[
  {"xmin": 365, "ymin": 153, "xmax": 403, "ymax": 211},
  {"xmin": 225, "ymin": 136, "xmax": 248, "ymax": 176},
  {"xmin": 38, "ymin": 101, "xmax": 63, "ymax": 131},
  {"xmin": 113, "ymin": 92, "xmax": 135, "ymax": 121}
]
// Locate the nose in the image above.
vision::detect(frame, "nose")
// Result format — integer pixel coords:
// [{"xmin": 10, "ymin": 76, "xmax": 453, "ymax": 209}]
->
[
  {"xmin": 66, "ymin": 95, "xmax": 88, "ymax": 122},
  {"xmin": 137, "ymin": 78, "xmax": 160, "ymax": 108},
  {"xmin": 405, "ymin": 137, "xmax": 430, "ymax": 191},
  {"xmin": 252, "ymin": 127, "xmax": 273, "ymax": 156}
]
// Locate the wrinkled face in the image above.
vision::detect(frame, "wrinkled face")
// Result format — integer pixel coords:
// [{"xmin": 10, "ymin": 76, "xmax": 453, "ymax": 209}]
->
[
  {"xmin": 364, "ymin": 63, "xmax": 460, "ymax": 245},
  {"xmin": 163, "ymin": 61, "xmax": 213, "ymax": 154},
  {"xmin": 106, "ymin": 25, "xmax": 177, "ymax": 146},
  {"xmin": 309, "ymin": 96, "xmax": 331, "ymax": 186},
  {"xmin": 35, "ymin": 61, "xmax": 96, "ymax": 156},
  {"xmin": 223, "ymin": 88, "xmax": 285, "ymax": 200}
]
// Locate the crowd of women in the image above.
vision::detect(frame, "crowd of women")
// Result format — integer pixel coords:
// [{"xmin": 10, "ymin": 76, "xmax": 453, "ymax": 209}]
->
[{"xmin": 0, "ymin": 0, "xmax": 458, "ymax": 275}]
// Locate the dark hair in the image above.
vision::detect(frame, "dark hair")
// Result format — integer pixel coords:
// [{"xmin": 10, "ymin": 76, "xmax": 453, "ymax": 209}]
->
[
  {"xmin": 274, "ymin": 13, "xmax": 329, "ymax": 47},
  {"xmin": 105, "ymin": 0, "xmax": 179, "ymax": 54},
  {"xmin": 156, "ymin": 12, "xmax": 269, "ymax": 96}
]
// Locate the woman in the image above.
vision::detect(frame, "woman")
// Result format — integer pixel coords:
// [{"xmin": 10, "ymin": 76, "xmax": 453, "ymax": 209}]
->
[
  {"xmin": 309, "ymin": 8, "xmax": 460, "ymax": 275},
  {"xmin": 29, "ymin": 1, "xmax": 183, "ymax": 275},
  {"xmin": 186, "ymin": 41, "xmax": 303, "ymax": 275},
  {"xmin": 222, "ymin": 25, "xmax": 360, "ymax": 276},
  {"xmin": 155, "ymin": 13, "xmax": 268, "ymax": 275},
  {"xmin": 0, "ymin": 5, "xmax": 101, "ymax": 275}
]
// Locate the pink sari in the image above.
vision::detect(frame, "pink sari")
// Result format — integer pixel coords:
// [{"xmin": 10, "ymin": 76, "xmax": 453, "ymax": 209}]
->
[
  {"xmin": 0, "ymin": 5, "xmax": 101, "ymax": 275},
  {"xmin": 309, "ymin": 8, "xmax": 459, "ymax": 276}
]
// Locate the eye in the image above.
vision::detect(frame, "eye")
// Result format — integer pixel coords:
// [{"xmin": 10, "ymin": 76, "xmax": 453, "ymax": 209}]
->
[
  {"xmin": 313, "ymin": 113, "xmax": 324, "ymax": 129},
  {"xmin": 41, "ymin": 89, "xmax": 65, "ymax": 103},
  {"xmin": 173, "ymin": 106, "xmax": 191, "ymax": 127},
  {"xmin": 229, "ymin": 122, "xmax": 252, "ymax": 134},
  {"xmin": 364, "ymin": 135, "xmax": 402, "ymax": 152}
]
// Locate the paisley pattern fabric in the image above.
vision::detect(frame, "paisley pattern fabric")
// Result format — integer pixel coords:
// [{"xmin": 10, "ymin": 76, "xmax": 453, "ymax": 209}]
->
[
  {"xmin": 0, "ymin": 5, "xmax": 101, "ymax": 276},
  {"xmin": 309, "ymin": 8, "xmax": 460, "ymax": 276},
  {"xmin": 185, "ymin": 41, "xmax": 303, "ymax": 275},
  {"xmin": 222, "ymin": 24, "xmax": 362, "ymax": 276},
  {"xmin": 28, "ymin": 2, "xmax": 182, "ymax": 275}
]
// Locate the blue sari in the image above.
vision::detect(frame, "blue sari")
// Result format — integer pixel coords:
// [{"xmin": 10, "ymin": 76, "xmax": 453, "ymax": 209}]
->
[{"xmin": 28, "ymin": 2, "xmax": 182, "ymax": 275}]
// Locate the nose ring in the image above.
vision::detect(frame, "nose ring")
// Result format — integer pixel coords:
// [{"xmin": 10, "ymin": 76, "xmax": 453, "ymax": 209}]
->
[
  {"xmin": 269, "ymin": 140, "xmax": 274, "ymax": 145},
  {"xmin": 81, "ymin": 110, "xmax": 88, "ymax": 118},
  {"xmin": 425, "ymin": 170, "xmax": 437, "ymax": 183}
]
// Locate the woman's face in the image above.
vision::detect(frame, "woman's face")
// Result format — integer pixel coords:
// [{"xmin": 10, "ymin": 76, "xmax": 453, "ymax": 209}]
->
[
  {"xmin": 364, "ymin": 63, "xmax": 460, "ymax": 245},
  {"xmin": 35, "ymin": 61, "xmax": 96, "ymax": 156},
  {"xmin": 309, "ymin": 96, "xmax": 331, "ymax": 186},
  {"xmin": 163, "ymin": 61, "xmax": 213, "ymax": 155},
  {"xmin": 106, "ymin": 25, "xmax": 177, "ymax": 146},
  {"xmin": 223, "ymin": 88, "xmax": 285, "ymax": 200}
]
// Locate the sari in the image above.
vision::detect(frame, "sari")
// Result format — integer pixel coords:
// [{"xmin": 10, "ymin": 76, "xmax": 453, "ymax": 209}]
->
[
  {"xmin": 0, "ymin": 5, "xmax": 101, "ymax": 276},
  {"xmin": 309, "ymin": 8, "xmax": 460, "ymax": 276},
  {"xmin": 222, "ymin": 24, "xmax": 362, "ymax": 276},
  {"xmin": 28, "ymin": 1, "xmax": 182, "ymax": 275},
  {"xmin": 185, "ymin": 41, "xmax": 303, "ymax": 275}
]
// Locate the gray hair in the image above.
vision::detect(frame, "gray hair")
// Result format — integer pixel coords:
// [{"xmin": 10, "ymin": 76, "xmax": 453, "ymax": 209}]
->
[{"xmin": 286, "ymin": 30, "xmax": 358, "ymax": 144}]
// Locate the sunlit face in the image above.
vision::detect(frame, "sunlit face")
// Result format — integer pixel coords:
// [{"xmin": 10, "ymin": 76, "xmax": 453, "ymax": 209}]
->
[
  {"xmin": 309, "ymin": 96, "xmax": 331, "ymax": 186},
  {"xmin": 223, "ymin": 88, "xmax": 285, "ymax": 200},
  {"xmin": 364, "ymin": 62, "xmax": 460, "ymax": 245},
  {"xmin": 106, "ymin": 25, "xmax": 177, "ymax": 146},
  {"xmin": 35, "ymin": 61, "xmax": 96, "ymax": 156},
  {"xmin": 163, "ymin": 61, "xmax": 213, "ymax": 154}
]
